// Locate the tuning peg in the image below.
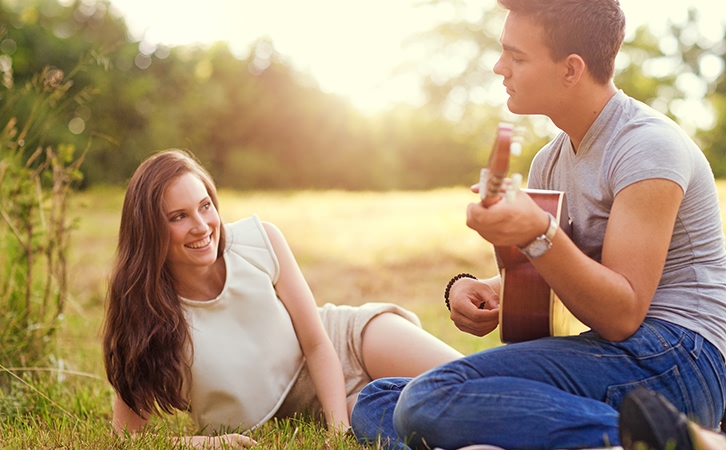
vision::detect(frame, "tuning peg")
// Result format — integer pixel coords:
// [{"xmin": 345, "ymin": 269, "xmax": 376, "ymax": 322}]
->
[
  {"xmin": 510, "ymin": 141, "xmax": 522, "ymax": 156},
  {"xmin": 511, "ymin": 173, "xmax": 523, "ymax": 190},
  {"xmin": 510, "ymin": 134, "xmax": 524, "ymax": 156},
  {"xmin": 505, "ymin": 173, "xmax": 523, "ymax": 203},
  {"xmin": 479, "ymin": 168, "xmax": 488, "ymax": 200}
]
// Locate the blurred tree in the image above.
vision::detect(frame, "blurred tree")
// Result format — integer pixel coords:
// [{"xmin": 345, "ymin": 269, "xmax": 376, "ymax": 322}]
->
[
  {"xmin": 703, "ymin": 95, "xmax": 726, "ymax": 178},
  {"xmin": 668, "ymin": 10, "xmax": 726, "ymax": 177},
  {"xmin": 616, "ymin": 9, "xmax": 726, "ymax": 176},
  {"xmin": 5, "ymin": 0, "xmax": 722, "ymax": 190},
  {"xmin": 0, "ymin": 0, "xmax": 148, "ymax": 186},
  {"xmin": 407, "ymin": 1, "xmax": 726, "ymax": 178}
]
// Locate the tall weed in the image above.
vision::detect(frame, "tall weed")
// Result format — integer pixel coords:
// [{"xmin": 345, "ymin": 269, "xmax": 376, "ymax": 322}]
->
[{"xmin": 0, "ymin": 53, "xmax": 99, "ymax": 384}]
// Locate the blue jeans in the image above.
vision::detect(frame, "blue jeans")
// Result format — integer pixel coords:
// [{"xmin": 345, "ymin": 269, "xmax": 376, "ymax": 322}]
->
[{"xmin": 351, "ymin": 319, "xmax": 725, "ymax": 450}]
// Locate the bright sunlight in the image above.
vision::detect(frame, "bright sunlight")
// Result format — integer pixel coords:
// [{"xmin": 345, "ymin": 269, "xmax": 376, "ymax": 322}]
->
[{"xmin": 105, "ymin": 0, "xmax": 724, "ymax": 114}]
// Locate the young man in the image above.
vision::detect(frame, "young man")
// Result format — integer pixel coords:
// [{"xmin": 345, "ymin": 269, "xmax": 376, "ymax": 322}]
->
[{"xmin": 350, "ymin": 0, "xmax": 726, "ymax": 449}]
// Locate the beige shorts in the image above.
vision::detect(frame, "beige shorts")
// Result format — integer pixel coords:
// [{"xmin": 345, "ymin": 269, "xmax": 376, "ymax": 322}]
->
[{"xmin": 273, "ymin": 302, "xmax": 421, "ymax": 422}]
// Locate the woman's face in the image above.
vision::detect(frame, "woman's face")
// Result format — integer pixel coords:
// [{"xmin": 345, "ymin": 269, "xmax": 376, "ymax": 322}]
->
[{"xmin": 162, "ymin": 172, "xmax": 221, "ymax": 273}]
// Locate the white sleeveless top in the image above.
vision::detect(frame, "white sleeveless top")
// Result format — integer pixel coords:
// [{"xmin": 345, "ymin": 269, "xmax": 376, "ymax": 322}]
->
[{"xmin": 179, "ymin": 215, "xmax": 305, "ymax": 433}]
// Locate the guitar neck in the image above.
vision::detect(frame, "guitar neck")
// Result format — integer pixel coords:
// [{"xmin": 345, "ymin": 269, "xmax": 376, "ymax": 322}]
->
[
  {"xmin": 482, "ymin": 172, "xmax": 505, "ymax": 208},
  {"xmin": 482, "ymin": 123, "xmax": 514, "ymax": 207}
]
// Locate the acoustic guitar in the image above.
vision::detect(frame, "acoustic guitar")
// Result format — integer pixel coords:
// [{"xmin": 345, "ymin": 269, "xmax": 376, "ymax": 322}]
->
[{"xmin": 481, "ymin": 123, "xmax": 573, "ymax": 343}]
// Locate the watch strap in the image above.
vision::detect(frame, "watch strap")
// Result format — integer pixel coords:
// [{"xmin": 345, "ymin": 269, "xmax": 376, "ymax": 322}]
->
[
  {"xmin": 543, "ymin": 212, "xmax": 558, "ymax": 241},
  {"xmin": 517, "ymin": 212, "xmax": 558, "ymax": 258}
]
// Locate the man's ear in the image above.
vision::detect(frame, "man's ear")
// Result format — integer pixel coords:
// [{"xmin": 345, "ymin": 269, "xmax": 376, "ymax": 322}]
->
[{"xmin": 563, "ymin": 54, "xmax": 586, "ymax": 87}]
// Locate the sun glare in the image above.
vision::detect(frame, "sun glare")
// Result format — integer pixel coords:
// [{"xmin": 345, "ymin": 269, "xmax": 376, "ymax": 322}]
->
[
  {"xmin": 108, "ymin": 0, "xmax": 722, "ymax": 114},
  {"xmin": 108, "ymin": 0, "xmax": 448, "ymax": 113}
]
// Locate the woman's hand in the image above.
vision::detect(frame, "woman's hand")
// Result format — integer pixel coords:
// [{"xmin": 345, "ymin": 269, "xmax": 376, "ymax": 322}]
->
[
  {"xmin": 189, "ymin": 434, "xmax": 257, "ymax": 448},
  {"xmin": 330, "ymin": 420, "xmax": 352, "ymax": 435},
  {"xmin": 216, "ymin": 434, "xmax": 257, "ymax": 448}
]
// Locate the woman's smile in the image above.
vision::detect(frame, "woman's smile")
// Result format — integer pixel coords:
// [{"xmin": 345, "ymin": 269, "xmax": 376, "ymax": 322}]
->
[{"xmin": 186, "ymin": 233, "xmax": 212, "ymax": 250}]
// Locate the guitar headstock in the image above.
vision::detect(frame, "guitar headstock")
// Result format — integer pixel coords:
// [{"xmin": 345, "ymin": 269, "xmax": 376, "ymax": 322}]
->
[{"xmin": 481, "ymin": 122, "xmax": 522, "ymax": 206}]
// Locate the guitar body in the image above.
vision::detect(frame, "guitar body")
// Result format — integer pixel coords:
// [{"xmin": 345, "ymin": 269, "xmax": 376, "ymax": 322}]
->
[
  {"xmin": 482, "ymin": 123, "xmax": 575, "ymax": 343},
  {"xmin": 496, "ymin": 190, "xmax": 571, "ymax": 343}
]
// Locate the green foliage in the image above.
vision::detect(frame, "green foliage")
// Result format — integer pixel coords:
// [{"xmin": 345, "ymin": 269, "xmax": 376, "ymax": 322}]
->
[
  {"xmin": 702, "ymin": 95, "xmax": 726, "ymax": 178},
  {"xmin": 0, "ymin": 35, "xmax": 95, "ymax": 377},
  {"xmin": 2, "ymin": 0, "xmax": 726, "ymax": 191},
  {"xmin": 0, "ymin": 0, "xmax": 499, "ymax": 191}
]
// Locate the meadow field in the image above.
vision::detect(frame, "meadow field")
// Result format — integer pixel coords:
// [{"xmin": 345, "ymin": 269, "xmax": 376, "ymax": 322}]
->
[
  {"xmin": 3, "ymin": 183, "xmax": 726, "ymax": 449},
  {"xmin": 0, "ymin": 186, "xmax": 502, "ymax": 449}
]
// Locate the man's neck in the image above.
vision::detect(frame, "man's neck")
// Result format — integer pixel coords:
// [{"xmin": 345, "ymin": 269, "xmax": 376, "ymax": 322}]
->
[{"xmin": 551, "ymin": 82, "xmax": 618, "ymax": 153}]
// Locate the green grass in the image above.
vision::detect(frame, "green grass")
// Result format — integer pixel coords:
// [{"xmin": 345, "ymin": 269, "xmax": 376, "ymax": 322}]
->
[
  {"xmin": 6, "ymin": 182, "xmax": 726, "ymax": 448},
  {"xmin": 0, "ymin": 186, "xmax": 501, "ymax": 449}
]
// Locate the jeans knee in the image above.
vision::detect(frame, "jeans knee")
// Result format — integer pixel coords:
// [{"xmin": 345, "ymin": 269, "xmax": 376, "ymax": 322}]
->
[
  {"xmin": 357, "ymin": 377, "xmax": 410, "ymax": 407},
  {"xmin": 392, "ymin": 376, "xmax": 441, "ymax": 444},
  {"xmin": 351, "ymin": 378, "xmax": 411, "ymax": 444}
]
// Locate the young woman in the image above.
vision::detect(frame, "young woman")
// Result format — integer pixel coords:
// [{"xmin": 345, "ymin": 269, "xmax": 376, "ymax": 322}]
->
[{"xmin": 102, "ymin": 149, "xmax": 463, "ymax": 448}]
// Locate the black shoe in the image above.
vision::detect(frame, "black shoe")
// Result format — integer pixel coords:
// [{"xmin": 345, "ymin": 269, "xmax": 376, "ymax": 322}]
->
[{"xmin": 619, "ymin": 388, "xmax": 694, "ymax": 450}]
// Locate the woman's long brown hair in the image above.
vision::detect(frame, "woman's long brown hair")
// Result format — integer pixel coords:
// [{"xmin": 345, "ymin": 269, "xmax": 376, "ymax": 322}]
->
[{"xmin": 102, "ymin": 149, "xmax": 226, "ymax": 417}]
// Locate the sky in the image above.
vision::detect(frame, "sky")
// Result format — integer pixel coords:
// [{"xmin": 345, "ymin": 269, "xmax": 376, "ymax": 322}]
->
[{"xmin": 102, "ymin": 0, "xmax": 725, "ymax": 117}]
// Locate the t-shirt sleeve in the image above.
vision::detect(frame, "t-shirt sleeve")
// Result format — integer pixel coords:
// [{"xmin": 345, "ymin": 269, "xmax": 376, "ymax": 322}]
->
[{"xmin": 606, "ymin": 119, "xmax": 692, "ymax": 197}]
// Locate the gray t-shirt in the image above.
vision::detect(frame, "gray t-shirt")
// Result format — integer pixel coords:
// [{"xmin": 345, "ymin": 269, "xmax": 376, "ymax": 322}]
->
[{"xmin": 529, "ymin": 90, "xmax": 726, "ymax": 358}]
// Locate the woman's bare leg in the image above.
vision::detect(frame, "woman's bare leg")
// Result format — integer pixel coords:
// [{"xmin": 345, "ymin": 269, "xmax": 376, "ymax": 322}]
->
[
  {"xmin": 360, "ymin": 312, "xmax": 464, "ymax": 380},
  {"xmin": 692, "ymin": 424, "xmax": 726, "ymax": 450}
]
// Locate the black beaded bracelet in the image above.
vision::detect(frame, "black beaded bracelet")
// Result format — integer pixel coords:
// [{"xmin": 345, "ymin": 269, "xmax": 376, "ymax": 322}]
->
[{"xmin": 444, "ymin": 273, "xmax": 476, "ymax": 311}]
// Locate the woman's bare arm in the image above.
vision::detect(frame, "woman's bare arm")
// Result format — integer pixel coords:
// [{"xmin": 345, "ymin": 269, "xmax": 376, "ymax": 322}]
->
[{"xmin": 263, "ymin": 221, "xmax": 351, "ymax": 432}]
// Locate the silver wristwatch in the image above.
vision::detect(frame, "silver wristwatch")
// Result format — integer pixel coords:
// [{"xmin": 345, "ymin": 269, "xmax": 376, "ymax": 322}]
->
[{"xmin": 518, "ymin": 212, "xmax": 558, "ymax": 259}]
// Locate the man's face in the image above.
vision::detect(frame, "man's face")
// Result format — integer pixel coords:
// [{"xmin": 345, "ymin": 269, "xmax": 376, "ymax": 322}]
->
[{"xmin": 493, "ymin": 12, "xmax": 566, "ymax": 116}]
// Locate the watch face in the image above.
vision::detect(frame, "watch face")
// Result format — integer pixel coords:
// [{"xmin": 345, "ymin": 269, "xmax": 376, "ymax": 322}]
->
[{"xmin": 524, "ymin": 237, "xmax": 551, "ymax": 258}]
